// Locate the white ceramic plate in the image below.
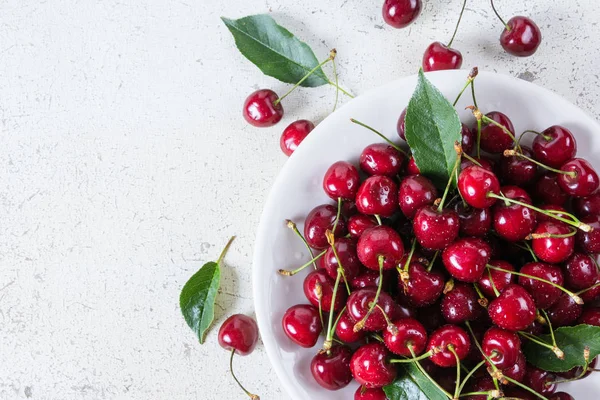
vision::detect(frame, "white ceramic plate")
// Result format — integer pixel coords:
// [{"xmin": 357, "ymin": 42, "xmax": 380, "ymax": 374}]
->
[{"xmin": 252, "ymin": 70, "xmax": 600, "ymax": 400}]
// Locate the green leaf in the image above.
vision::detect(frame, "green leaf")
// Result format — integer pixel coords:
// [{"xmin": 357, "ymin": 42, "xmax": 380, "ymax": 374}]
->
[
  {"xmin": 221, "ymin": 14, "xmax": 329, "ymax": 87},
  {"xmin": 523, "ymin": 324, "xmax": 600, "ymax": 372},
  {"xmin": 405, "ymin": 69, "xmax": 462, "ymax": 187},
  {"xmin": 383, "ymin": 364, "xmax": 448, "ymax": 400}
]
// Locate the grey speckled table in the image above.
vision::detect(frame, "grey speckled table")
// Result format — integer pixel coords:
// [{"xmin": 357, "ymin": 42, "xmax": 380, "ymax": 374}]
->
[{"xmin": 1, "ymin": 1, "xmax": 600, "ymax": 399}]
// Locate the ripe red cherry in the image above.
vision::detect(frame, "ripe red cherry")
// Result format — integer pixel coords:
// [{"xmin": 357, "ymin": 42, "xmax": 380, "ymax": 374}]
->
[
  {"xmin": 442, "ymin": 237, "xmax": 491, "ymax": 282},
  {"xmin": 354, "ymin": 386, "xmax": 388, "ymax": 400},
  {"xmin": 351, "ymin": 343, "xmax": 397, "ymax": 388},
  {"xmin": 360, "ymin": 143, "xmax": 405, "ymax": 177},
  {"xmin": 500, "ymin": 16, "xmax": 542, "ymax": 57},
  {"xmin": 304, "ymin": 204, "xmax": 347, "ymax": 249},
  {"xmin": 455, "ymin": 203, "xmax": 491, "ymax": 237},
  {"xmin": 576, "ymin": 214, "xmax": 600, "ymax": 253},
  {"xmin": 383, "ymin": 317, "xmax": 428, "ymax": 356},
  {"xmin": 532, "ymin": 125, "xmax": 577, "ymax": 168},
  {"xmin": 398, "ymin": 175, "xmax": 438, "ymax": 218},
  {"xmin": 218, "ymin": 314, "xmax": 259, "ymax": 356},
  {"xmin": 347, "ymin": 288, "xmax": 396, "ymax": 331},
  {"xmin": 461, "ymin": 123, "xmax": 475, "ymax": 154},
  {"xmin": 304, "ymin": 270, "xmax": 347, "ymax": 312},
  {"xmin": 458, "ymin": 165, "xmax": 501, "ymax": 209},
  {"xmin": 488, "ymin": 284, "xmax": 536, "ymax": 331},
  {"xmin": 479, "ymin": 111, "xmax": 515, "ymax": 154},
  {"xmin": 558, "ymin": 158, "xmax": 600, "ymax": 197},
  {"xmin": 478, "ymin": 260, "xmax": 515, "ymax": 298},
  {"xmin": 503, "ymin": 352, "xmax": 527, "ymax": 383},
  {"xmin": 322, "ymin": 237, "xmax": 362, "ymax": 280},
  {"xmin": 565, "ymin": 253, "xmax": 599, "ymax": 290},
  {"xmin": 397, "ymin": 108, "xmax": 407, "ymax": 140},
  {"xmin": 382, "ymin": 0, "xmax": 422, "ymax": 28},
  {"xmin": 493, "ymin": 186, "xmax": 536, "ymax": 242},
  {"xmin": 355, "ymin": 176, "xmax": 399, "ymax": 217},
  {"xmin": 399, "ymin": 262, "xmax": 445, "ymax": 307},
  {"xmin": 311, "ymin": 345, "xmax": 353, "ymax": 390},
  {"xmin": 581, "ymin": 278, "xmax": 600, "ymax": 303},
  {"xmin": 357, "ymin": 226, "xmax": 405, "ymax": 270},
  {"xmin": 533, "ymin": 173, "xmax": 568, "ymax": 206},
  {"xmin": 573, "ymin": 192, "xmax": 600, "ymax": 218},
  {"xmin": 243, "ymin": 89, "xmax": 284, "ymax": 127},
  {"xmin": 336, "ymin": 310, "xmax": 367, "ymax": 343},
  {"xmin": 579, "ymin": 307, "xmax": 600, "ymax": 326},
  {"xmin": 531, "ymin": 221, "xmax": 574, "ymax": 264},
  {"xmin": 280, "ymin": 120, "xmax": 315, "ymax": 156},
  {"xmin": 547, "ymin": 293, "xmax": 582, "ymax": 327},
  {"xmin": 422, "ymin": 42, "xmax": 463, "ymax": 72},
  {"xmin": 441, "ymin": 283, "xmax": 482, "ymax": 323},
  {"xmin": 406, "ymin": 156, "xmax": 420, "ymax": 175},
  {"xmin": 282, "ymin": 304, "xmax": 322, "ymax": 348},
  {"xmin": 413, "ymin": 206, "xmax": 459, "ymax": 250},
  {"xmin": 482, "ymin": 327, "xmax": 521, "ymax": 370},
  {"xmin": 323, "ymin": 161, "xmax": 360, "ymax": 201},
  {"xmin": 525, "ymin": 365, "xmax": 557, "ymax": 396},
  {"xmin": 427, "ymin": 325, "xmax": 470, "ymax": 367},
  {"xmin": 348, "ymin": 214, "xmax": 378, "ymax": 239},
  {"xmin": 499, "ymin": 146, "xmax": 536, "ymax": 186}
]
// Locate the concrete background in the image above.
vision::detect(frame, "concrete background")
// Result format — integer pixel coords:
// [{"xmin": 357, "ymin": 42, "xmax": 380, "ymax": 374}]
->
[{"xmin": 1, "ymin": 0, "xmax": 599, "ymax": 399}]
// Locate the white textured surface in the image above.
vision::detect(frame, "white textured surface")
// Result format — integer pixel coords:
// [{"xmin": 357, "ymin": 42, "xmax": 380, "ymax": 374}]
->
[{"xmin": 1, "ymin": 1, "xmax": 599, "ymax": 399}]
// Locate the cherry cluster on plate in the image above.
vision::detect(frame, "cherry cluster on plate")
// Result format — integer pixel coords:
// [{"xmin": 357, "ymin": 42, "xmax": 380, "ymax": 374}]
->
[{"xmin": 279, "ymin": 100, "xmax": 600, "ymax": 399}]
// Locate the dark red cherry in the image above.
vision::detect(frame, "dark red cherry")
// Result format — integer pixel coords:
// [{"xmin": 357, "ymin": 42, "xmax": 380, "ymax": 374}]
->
[
  {"xmin": 480, "ymin": 111, "xmax": 515, "ymax": 154},
  {"xmin": 323, "ymin": 161, "xmax": 361, "ymax": 201},
  {"xmin": 382, "ymin": 0, "xmax": 422, "ymax": 28},
  {"xmin": 458, "ymin": 165, "xmax": 501, "ymax": 209},
  {"xmin": 282, "ymin": 304, "xmax": 322, "ymax": 348},
  {"xmin": 304, "ymin": 204, "xmax": 347, "ymax": 250},
  {"xmin": 581, "ymin": 278, "xmax": 600, "ymax": 303},
  {"xmin": 493, "ymin": 186, "xmax": 536, "ymax": 242},
  {"xmin": 336, "ymin": 310, "xmax": 367, "ymax": 343},
  {"xmin": 356, "ymin": 176, "xmax": 399, "ymax": 217},
  {"xmin": 441, "ymin": 283, "xmax": 482, "ymax": 323},
  {"xmin": 323, "ymin": 237, "xmax": 362, "ymax": 280},
  {"xmin": 350, "ymin": 343, "xmax": 397, "ymax": 388},
  {"xmin": 547, "ymin": 293, "xmax": 582, "ymax": 327},
  {"xmin": 455, "ymin": 203, "xmax": 491, "ymax": 237},
  {"xmin": 357, "ymin": 226, "xmax": 405, "ymax": 270},
  {"xmin": 461, "ymin": 123, "xmax": 475, "ymax": 154},
  {"xmin": 393, "ymin": 302, "xmax": 418, "ymax": 320},
  {"xmin": 482, "ymin": 327, "xmax": 521, "ymax": 369},
  {"xmin": 576, "ymin": 214, "xmax": 600, "ymax": 253},
  {"xmin": 549, "ymin": 393, "xmax": 575, "ymax": 400},
  {"xmin": 500, "ymin": 16, "xmax": 542, "ymax": 57},
  {"xmin": 348, "ymin": 214, "xmax": 378, "ymax": 239},
  {"xmin": 304, "ymin": 270, "xmax": 347, "ymax": 312},
  {"xmin": 351, "ymin": 269, "xmax": 394, "ymax": 291},
  {"xmin": 502, "ymin": 352, "xmax": 527, "ymax": 384},
  {"xmin": 311, "ymin": 345, "xmax": 353, "ymax": 390},
  {"xmin": 406, "ymin": 156, "xmax": 420, "ymax": 175},
  {"xmin": 347, "ymin": 288, "xmax": 396, "ymax": 331},
  {"xmin": 537, "ymin": 204, "xmax": 568, "ymax": 223},
  {"xmin": 573, "ymin": 192, "xmax": 600, "ymax": 218},
  {"xmin": 478, "ymin": 260, "xmax": 515, "ymax": 298},
  {"xmin": 488, "ymin": 284, "xmax": 536, "ymax": 331},
  {"xmin": 218, "ymin": 314, "xmax": 259, "ymax": 356},
  {"xmin": 565, "ymin": 253, "xmax": 599, "ymax": 290},
  {"xmin": 499, "ymin": 145, "xmax": 536, "ymax": 186},
  {"xmin": 532, "ymin": 125, "xmax": 576, "ymax": 168},
  {"xmin": 397, "ymin": 108, "xmax": 407, "ymax": 140},
  {"xmin": 243, "ymin": 89, "xmax": 283, "ymax": 127},
  {"xmin": 558, "ymin": 158, "xmax": 600, "ymax": 197},
  {"xmin": 531, "ymin": 221, "xmax": 574, "ymax": 264},
  {"xmin": 427, "ymin": 325, "xmax": 470, "ymax": 367},
  {"xmin": 398, "ymin": 175, "xmax": 438, "ymax": 219},
  {"xmin": 399, "ymin": 262, "xmax": 445, "ymax": 307},
  {"xmin": 413, "ymin": 206, "xmax": 459, "ymax": 250},
  {"xmin": 442, "ymin": 237, "xmax": 491, "ymax": 282},
  {"xmin": 578, "ymin": 307, "xmax": 600, "ymax": 326},
  {"xmin": 354, "ymin": 386, "xmax": 388, "ymax": 400},
  {"xmin": 360, "ymin": 143, "xmax": 405, "ymax": 177},
  {"xmin": 418, "ymin": 302, "xmax": 445, "ymax": 332},
  {"xmin": 383, "ymin": 317, "xmax": 428, "ymax": 356},
  {"xmin": 280, "ymin": 119, "xmax": 315, "ymax": 156},
  {"xmin": 422, "ymin": 42, "xmax": 463, "ymax": 72},
  {"xmin": 533, "ymin": 173, "xmax": 568, "ymax": 206},
  {"xmin": 525, "ymin": 365, "xmax": 557, "ymax": 396}
]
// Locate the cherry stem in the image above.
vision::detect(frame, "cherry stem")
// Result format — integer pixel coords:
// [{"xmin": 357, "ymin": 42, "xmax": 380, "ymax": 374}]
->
[
  {"xmin": 331, "ymin": 52, "xmax": 340, "ymax": 112},
  {"xmin": 465, "ymin": 321, "xmax": 500, "ymax": 373},
  {"xmin": 399, "ymin": 238, "xmax": 417, "ymax": 281},
  {"xmin": 490, "ymin": 0, "xmax": 510, "ymax": 31},
  {"xmin": 486, "ymin": 192, "xmax": 592, "ymax": 233},
  {"xmin": 462, "ymin": 152, "xmax": 482, "ymax": 167},
  {"xmin": 503, "ymin": 149, "xmax": 576, "ymax": 178},
  {"xmin": 576, "ymin": 281, "xmax": 600, "ymax": 295},
  {"xmin": 472, "ymin": 283, "xmax": 489, "ymax": 307},
  {"xmin": 332, "ymin": 197, "xmax": 343, "ymax": 235},
  {"xmin": 503, "ymin": 376, "xmax": 549, "ymax": 400},
  {"xmin": 453, "ymin": 68, "xmax": 479, "ymax": 107},
  {"xmin": 286, "ymin": 219, "xmax": 318, "ymax": 270},
  {"xmin": 274, "ymin": 57, "xmax": 332, "ymax": 106},
  {"xmin": 476, "ymin": 117, "xmax": 482, "ymax": 158},
  {"xmin": 438, "ymin": 142, "xmax": 463, "ymax": 212},
  {"xmin": 408, "ymin": 346, "xmax": 454, "ymax": 399},
  {"xmin": 374, "ymin": 214, "xmax": 383, "ymax": 225},
  {"xmin": 480, "ymin": 115, "xmax": 521, "ymax": 153},
  {"xmin": 278, "ymin": 250, "xmax": 326, "ymax": 276},
  {"xmin": 447, "ymin": 0, "xmax": 468, "ymax": 47},
  {"xmin": 486, "ymin": 264, "xmax": 583, "ymax": 305},
  {"xmin": 390, "ymin": 350, "xmax": 434, "ymax": 363},
  {"xmin": 427, "ymin": 251, "xmax": 439, "ymax": 273},
  {"xmin": 229, "ymin": 349, "xmax": 260, "ymax": 400},
  {"xmin": 526, "ymin": 229, "xmax": 577, "ymax": 240},
  {"xmin": 485, "ymin": 267, "xmax": 501, "ymax": 297},
  {"xmin": 316, "ymin": 282, "xmax": 324, "ymax": 328},
  {"xmin": 542, "ymin": 309, "xmax": 562, "ymax": 358},
  {"xmin": 217, "ymin": 236, "xmax": 236, "ymax": 265},
  {"xmin": 324, "ymin": 268, "xmax": 342, "ymax": 350},
  {"xmin": 331, "ymin": 305, "xmax": 347, "ymax": 334},
  {"xmin": 457, "ymin": 360, "xmax": 486, "ymax": 396},
  {"xmin": 447, "ymin": 345, "xmax": 462, "ymax": 400},
  {"xmin": 354, "ymin": 255, "xmax": 385, "ymax": 332},
  {"xmin": 523, "ymin": 241, "xmax": 539, "ymax": 262},
  {"xmin": 330, "ymin": 246, "xmax": 352, "ymax": 296},
  {"xmin": 518, "ymin": 331, "xmax": 563, "ymax": 358},
  {"xmin": 517, "ymin": 130, "xmax": 552, "ymax": 147},
  {"xmin": 350, "ymin": 118, "xmax": 408, "ymax": 155}
]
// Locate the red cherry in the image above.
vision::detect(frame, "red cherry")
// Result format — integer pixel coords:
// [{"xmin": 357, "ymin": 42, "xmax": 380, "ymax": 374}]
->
[
  {"xmin": 558, "ymin": 158, "xmax": 600, "ymax": 197},
  {"xmin": 322, "ymin": 237, "xmax": 362, "ymax": 280},
  {"xmin": 350, "ymin": 343, "xmax": 397, "ymax": 388},
  {"xmin": 280, "ymin": 120, "xmax": 315, "ymax": 156},
  {"xmin": 399, "ymin": 262, "xmax": 445, "ymax": 307},
  {"xmin": 480, "ymin": 111, "xmax": 515, "ymax": 154},
  {"xmin": 397, "ymin": 108, "xmax": 407, "ymax": 140},
  {"xmin": 413, "ymin": 205, "xmax": 460, "ymax": 250},
  {"xmin": 323, "ymin": 161, "xmax": 361, "ymax": 201},
  {"xmin": 336, "ymin": 310, "xmax": 367, "ymax": 343},
  {"xmin": 547, "ymin": 293, "xmax": 582, "ymax": 327},
  {"xmin": 360, "ymin": 143, "xmax": 405, "ymax": 177},
  {"xmin": 356, "ymin": 176, "xmax": 399, "ymax": 217},
  {"xmin": 581, "ymin": 278, "xmax": 600, "ymax": 303},
  {"xmin": 442, "ymin": 237, "xmax": 491, "ymax": 282},
  {"xmin": 488, "ymin": 284, "xmax": 536, "ymax": 331},
  {"xmin": 398, "ymin": 175, "xmax": 438, "ymax": 219},
  {"xmin": 455, "ymin": 203, "xmax": 491, "ymax": 237},
  {"xmin": 357, "ymin": 226, "xmax": 405, "ymax": 270},
  {"xmin": 477, "ymin": 260, "xmax": 515, "ymax": 298},
  {"xmin": 458, "ymin": 165, "xmax": 500, "ymax": 209},
  {"xmin": 351, "ymin": 269, "xmax": 394, "ymax": 291},
  {"xmin": 383, "ymin": 317, "xmax": 428, "ymax": 356},
  {"xmin": 243, "ymin": 89, "xmax": 283, "ymax": 127},
  {"xmin": 532, "ymin": 125, "xmax": 577, "ymax": 168},
  {"xmin": 441, "ymin": 283, "xmax": 482, "ymax": 323},
  {"xmin": 382, "ymin": 0, "xmax": 422, "ymax": 28},
  {"xmin": 354, "ymin": 386, "xmax": 388, "ymax": 400},
  {"xmin": 282, "ymin": 304, "xmax": 322, "ymax": 348},
  {"xmin": 406, "ymin": 156, "xmax": 421, "ymax": 175},
  {"xmin": 499, "ymin": 145, "xmax": 537, "ymax": 186},
  {"xmin": 461, "ymin": 123, "xmax": 475, "ymax": 154},
  {"xmin": 482, "ymin": 327, "xmax": 521, "ymax": 370},
  {"xmin": 347, "ymin": 288, "xmax": 396, "ymax": 331},
  {"xmin": 311, "ymin": 345, "xmax": 353, "ymax": 390},
  {"xmin": 573, "ymin": 192, "xmax": 600, "ymax": 218},
  {"xmin": 565, "ymin": 253, "xmax": 599, "ymax": 290},
  {"xmin": 304, "ymin": 204, "xmax": 347, "ymax": 250},
  {"xmin": 500, "ymin": 16, "xmax": 542, "ymax": 57},
  {"xmin": 578, "ymin": 307, "xmax": 600, "ymax": 327},
  {"xmin": 493, "ymin": 186, "xmax": 536, "ymax": 242},
  {"xmin": 549, "ymin": 393, "xmax": 575, "ymax": 400},
  {"xmin": 576, "ymin": 214, "xmax": 600, "ymax": 253},
  {"xmin": 422, "ymin": 42, "xmax": 463, "ymax": 72},
  {"xmin": 530, "ymin": 221, "xmax": 574, "ymax": 264},
  {"xmin": 348, "ymin": 214, "xmax": 378, "ymax": 239},
  {"xmin": 502, "ymin": 352, "xmax": 527, "ymax": 384},
  {"xmin": 525, "ymin": 364, "xmax": 557, "ymax": 396},
  {"xmin": 427, "ymin": 325, "xmax": 471, "ymax": 367},
  {"xmin": 461, "ymin": 156, "xmax": 495, "ymax": 172},
  {"xmin": 303, "ymin": 270, "xmax": 347, "ymax": 312},
  {"xmin": 217, "ymin": 314, "xmax": 259, "ymax": 356},
  {"xmin": 533, "ymin": 173, "xmax": 568, "ymax": 206}
]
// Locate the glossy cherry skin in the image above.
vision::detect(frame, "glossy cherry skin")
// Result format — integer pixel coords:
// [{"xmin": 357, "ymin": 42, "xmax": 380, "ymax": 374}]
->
[
  {"xmin": 565, "ymin": 253, "xmax": 599, "ymax": 290},
  {"xmin": 576, "ymin": 214, "xmax": 600, "ymax": 253},
  {"xmin": 360, "ymin": 143, "xmax": 405, "ymax": 177},
  {"xmin": 304, "ymin": 204, "xmax": 347, "ymax": 249},
  {"xmin": 243, "ymin": 89, "xmax": 283, "ymax": 127},
  {"xmin": 478, "ymin": 260, "xmax": 515, "ymax": 298},
  {"xmin": 398, "ymin": 175, "xmax": 438, "ymax": 219},
  {"xmin": 573, "ymin": 192, "xmax": 600, "ymax": 218},
  {"xmin": 442, "ymin": 237, "xmax": 491, "ymax": 282},
  {"xmin": 500, "ymin": 16, "xmax": 542, "ymax": 57},
  {"xmin": 482, "ymin": 327, "xmax": 521, "ymax": 370},
  {"xmin": 311, "ymin": 345, "xmax": 353, "ymax": 390},
  {"xmin": 217, "ymin": 314, "xmax": 259, "ymax": 356},
  {"xmin": 347, "ymin": 288, "xmax": 396, "ymax": 331},
  {"xmin": 499, "ymin": 145, "xmax": 537, "ymax": 186},
  {"xmin": 578, "ymin": 307, "xmax": 600, "ymax": 326},
  {"xmin": 336, "ymin": 310, "xmax": 367, "ymax": 343},
  {"xmin": 531, "ymin": 221, "xmax": 574, "ymax": 264},
  {"xmin": 356, "ymin": 176, "xmax": 399, "ymax": 217},
  {"xmin": 357, "ymin": 226, "xmax": 405, "ymax": 270},
  {"xmin": 454, "ymin": 203, "xmax": 491, "ymax": 237},
  {"xmin": 525, "ymin": 365, "xmax": 557, "ymax": 396},
  {"xmin": 413, "ymin": 206, "xmax": 459, "ymax": 250},
  {"xmin": 382, "ymin": 0, "xmax": 422, "ymax": 28},
  {"xmin": 406, "ymin": 156, "xmax": 420, "ymax": 175},
  {"xmin": 323, "ymin": 237, "xmax": 362, "ymax": 280},
  {"xmin": 532, "ymin": 125, "xmax": 576, "ymax": 168},
  {"xmin": 397, "ymin": 107, "xmax": 407, "ymax": 140},
  {"xmin": 547, "ymin": 293, "xmax": 582, "ymax": 327},
  {"xmin": 354, "ymin": 387, "xmax": 388, "ymax": 400},
  {"xmin": 351, "ymin": 343, "xmax": 397, "ymax": 388},
  {"xmin": 399, "ymin": 262, "xmax": 445, "ymax": 307},
  {"xmin": 348, "ymin": 214, "xmax": 378, "ymax": 239},
  {"xmin": 383, "ymin": 317, "xmax": 427, "ymax": 356},
  {"xmin": 480, "ymin": 111, "xmax": 515, "ymax": 154},
  {"xmin": 518, "ymin": 262, "xmax": 564, "ymax": 309},
  {"xmin": 351, "ymin": 269, "xmax": 394, "ymax": 291},
  {"xmin": 581, "ymin": 277, "xmax": 600, "ymax": 302},
  {"xmin": 558, "ymin": 158, "xmax": 600, "ymax": 197},
  {"xmin": 304, "ymin": 270, "xmax": 347, "ymax": 312},
  {"xmin": 282, "ymin": 304, "xmax": 322, "ymax": 348},
  {"xmin": 422, "ymin": 42, "xmax": 463, "ymax": 72},
  {"xmin": 461, "ymin": 123, "xmax": 475, "ymax": 154},
  {"xmin": 549, "ymin": 393, "xmax": 575, "ymax": 400},
  {"xmin": 280, "ymin": 119, "xmax": 315, "ymax": 156},
  {"xmin": 503, "ymin": 352, "xmax": 527, "ymax": 384},
  {"xmin": 427, "ymin": 325, "xmax": 470, "ymax": 367},
  {"xmin": 458, "ymin": 165, "xmax": 501, "ymax": 209},
  {"xmin": 493, "ymin": 186, "xmax": 536, "ymax": 242},
  {"xmin": 533, "ymin": 173, "xmax": 568, "ymax": 206},
  {"xmin": 323, "ymin": 161, "xmax": 361, "ymax": 201},
  {"xmin": 488, "ymin": 284, "xmax": 536, "ymax": 331},
  {"xmin": 441, "ymin": 283, "xmax": 482, "ymax": 323}
]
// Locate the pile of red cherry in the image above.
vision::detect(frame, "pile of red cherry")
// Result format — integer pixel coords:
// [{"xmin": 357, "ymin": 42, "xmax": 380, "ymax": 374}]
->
[{"xmin": 279, "ymin": 103, "xmax": 600, "ymax": 399}]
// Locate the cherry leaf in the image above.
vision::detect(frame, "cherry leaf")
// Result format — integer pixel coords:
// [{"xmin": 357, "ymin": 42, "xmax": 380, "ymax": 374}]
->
[{"xmin": 383, "ymin": 364, "xmax": 447, "ymax": 400}]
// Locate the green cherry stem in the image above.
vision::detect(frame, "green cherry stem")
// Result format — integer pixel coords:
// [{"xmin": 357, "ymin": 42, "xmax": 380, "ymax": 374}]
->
[
  {"xmin": 374, "ymin": 214, "xmax": 383, "ymax": 225},
  {"xmin": 229, "ymin": 349, "xmax": 260, "ymax": 400},
  {"xmin": 465, "ymin": 321, "xmax": 500, "ymax": 374},
  {"xmin": 331, "ymin": 197, "xmax": 343, "ymax": 234},
  {"xmin": 448, "ymin": 345, "xmax": 462, "ymax": 400},
  {"xmin": 518, "ymin": 331, "xmax": 563, "ymax": 359},
  {"xmin": 462, "ymin": 152, "xmax": 483, "ymax": 167},
  {"xmin": 452, "ymin": 67, "xmax": 479, "ymax": 107},
  {"xmin": 481, "ymin": 115, "xmax": 521, "ymax": 152},
  {"xmin": 485, "ymin": 267, "xmax": 501, "ymax": 297},
  {"xmin": 349, "ymin": 118, "xmax": 407, "ymax": 155},
  {"xmin": 447, "ymin": 0, "xmax": 468, "ymax": 47},
  {"xmin": 457, "ymin": 360, "xmax": 486, "ymax": 396},
  {"xmin": 217, "ymin": 236, "xmax": 236, "ymax": 265},
  {"xmin": 472, "ymin": 283, "xmax": 490, "ymax": 307},
  {"xmin": 516, "ymin": 129, "xmax": 551, "ymax": 148},
  {"xmin": 390, "ymin": 349, "xmax": 435, "ymax": 363},
  {"xmin": 490, "ymin": 0, "xmax": 510, "ymax": 31},
  {"xmin": 471, "ymin": 79, "xmax": 479, "ymax": 109},
  {"xmin": 354, "ymin": 255, "xmax": 385, "ymax": 332},
  {"xmin": 331, "ymin": 305, "xmax": 347, "ymax": 334},
  {"xmin": 427, "ymin": 251, "xmax": 439, "ymax": 273},
  {"xmin": 408, "ymin": 346, "xmax": 454, "ymax": 400},
  {"xmin": 437, "ymin": 142, "xmax": 463, "ymax": 212},
  {"xmin": 523, "ymin": 241, "xmax": 539, "ymax": 262},
  {"xmin": 286, "ymin": 219, "xmax": 318, "ymax": 270},
  {"xmin": 541, "ymin": 309, "xmax": 564, "ymax": 359},
  {"xmin": 274, "ymin": 56, "xmax": 332, "ymax": 106},
  {"xmin": 323, "ymin": 267, "xmax": 342, "ymax": 350},
  {"xmin": 331, "ymin": 52, "xmax": 340, "ymax": 112},
  {"xmin": 399, "ymin": 238, "xmax": 417, "ymax": 281},
  {"xmin": 526, "ymin": 229, "xmax": 577, "ymax": 241},
  {"xmin": 576, "ymin": 281, "xmax": 600, "ymax": 295},
  {"xmin": 278, "ymin": 250, "xmax": 326, "ymax": 276},
  {"xmin": 504, "ymin": 149, "xmax": 576, "ymax": 177}
]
